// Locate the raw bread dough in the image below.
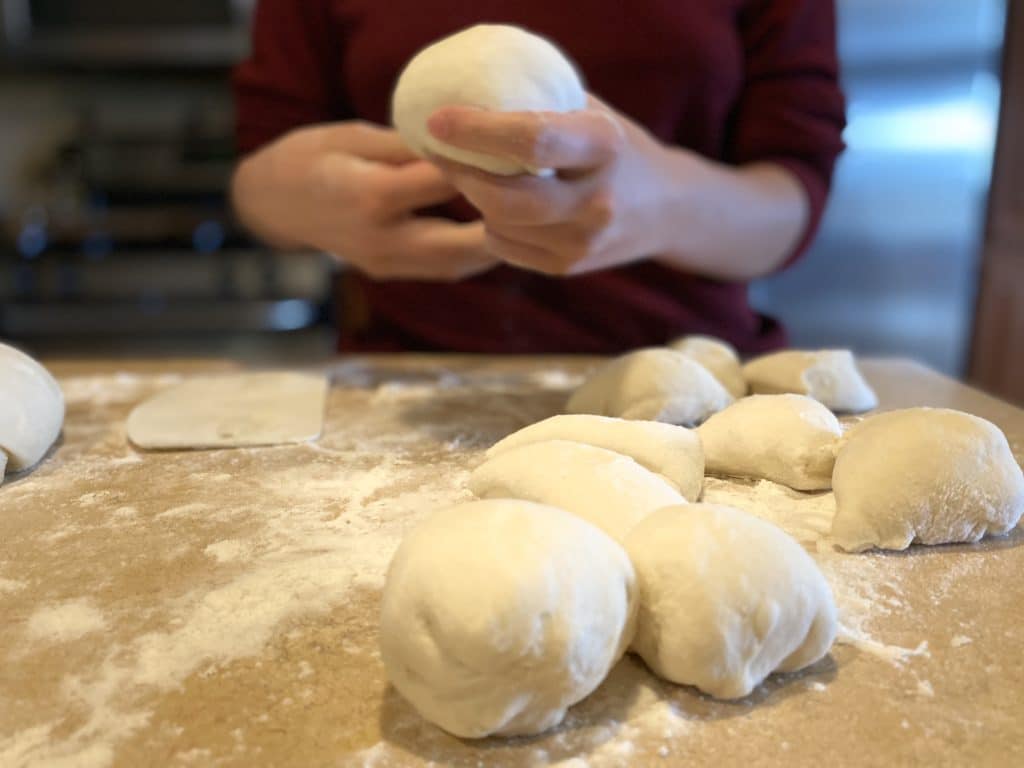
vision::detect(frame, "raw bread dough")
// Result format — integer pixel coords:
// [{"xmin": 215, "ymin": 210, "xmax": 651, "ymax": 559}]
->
[
  {"xmin": 831, "ymin": 408, "xmax": 1024, "ymax": 552},
  {"xmin": 567, "ymin": 348, "xmax": 733, "ymax": 426},
  {"xmin": 669, "ymin": 335, "xmax": 747, "ymax": 399},
  {"xmin": 469, "ymin": 439, "xmax": 685, "ymax": 541},
  {"xmin": 0, "ymin": 342, "xmax": 64, "ymax": 474},
  {"xmin": 742, "ymin": 349, "xmax": 878, "ymax": 413},
  {"xmin": 625, "ymin": 504, "xmax": 837, "ymax": 699},
  {"xmin": 488, "ymin": 414, "xmax": 704, "ymax": 501},
  {"xmin": 127, "ymin": 372, "xmax": 328, "ymax": 449},
  {"xmin": 697, "ymin": 394, "xmax": 842, "ymax": 491},
  {"xmin": 380, "ymin": 499, "xmax": 637, "ymax": 738},
  {"xmin": 392, "ymin": 24, "xmax": 586, "ymax": 175}
]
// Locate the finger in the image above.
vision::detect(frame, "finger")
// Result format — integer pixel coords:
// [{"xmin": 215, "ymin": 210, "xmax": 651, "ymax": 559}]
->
[
  {"xmin": 387, "ymin": 219, "xmax": 498, "ymax": 281},
  {"xmin": 376, "ymin": 161, "xmax": 461, "ymax": 214},
  {"xmin": 431, "ymin": 156, "xmax": 595, "ymax": 226},
  {"xmin": 319, "ymin": 121, "xmax": 419, "ymax": 164},
  {"xmin": 484, "ymin": 226, "xmax": 569, "ymax": 276},
  {"xmin": 427, "ymin": 106, "xmax": 624, "ymax": 171}
]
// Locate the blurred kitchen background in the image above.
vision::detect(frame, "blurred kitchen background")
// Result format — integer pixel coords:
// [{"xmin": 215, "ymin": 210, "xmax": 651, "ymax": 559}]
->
[{"xmin": 0, "ymin": 1, "xmax": 1017, "ymax": 384}]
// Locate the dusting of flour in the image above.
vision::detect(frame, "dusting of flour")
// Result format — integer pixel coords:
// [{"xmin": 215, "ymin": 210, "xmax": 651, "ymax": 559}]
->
[{"xmin": 0, "ymin": 366, "xmax": 951, "ymax": 767}]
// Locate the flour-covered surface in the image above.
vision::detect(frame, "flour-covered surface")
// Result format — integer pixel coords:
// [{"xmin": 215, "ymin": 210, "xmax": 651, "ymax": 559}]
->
[{"xmin": 1, "ymin": 356, "xmax": 1022, "ymax": 767}]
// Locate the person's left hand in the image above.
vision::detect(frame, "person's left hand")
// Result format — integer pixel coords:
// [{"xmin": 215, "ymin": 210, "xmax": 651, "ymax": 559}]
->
[{"xmin": 425, "ymin": 97, "xmax": 678, "ymax": 276}]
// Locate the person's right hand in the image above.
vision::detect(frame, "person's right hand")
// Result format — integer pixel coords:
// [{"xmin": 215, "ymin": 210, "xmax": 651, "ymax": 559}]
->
[{"xmin": 231, "ymin": 121, "xmax": 497, "ymax": 281}]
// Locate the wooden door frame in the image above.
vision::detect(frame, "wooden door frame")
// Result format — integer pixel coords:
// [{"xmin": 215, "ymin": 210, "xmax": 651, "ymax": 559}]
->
[{"xmin": 970, "ymin": 0, "xmax": 1024, "ymax": 403}]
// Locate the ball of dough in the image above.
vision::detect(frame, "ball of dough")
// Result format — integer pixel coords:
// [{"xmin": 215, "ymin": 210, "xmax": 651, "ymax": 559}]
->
[
  {"xmin": 625, "ymin": 504, "xmax": 837, "ymax": 699},
  {"xmin": 391, "ymin": 24, "xmax": 586, "ymax": 175},
  {"xmin": 380, "ymin": 499, "xmax": 637, "ymax": 738},
  {"xmin": 697, "ymin": 394, "xmax": 842, "ymax": 491},
  {"xmin": 831, "ymin": 408, "xmax": 1024, "ymax": 552},
  {"xmin": 668, "ymin": 335, "xmax": 747, "ymax": 399},
  {"xmin": 742, "ymin": 349, "xmax": 877, "ymax": 413},
  {"xmin": 469, "ymin": 439, "xmax": 684, "ymax": 541},
  {"xmin": 567, "ymin": 348, "xmax": 733, "ymax": 426},
  {"xmin": 0, "ymin": 342, "xmax": 64, "ymax": 474},
  {"xmin": 488, "ymin": 414, "xmax": 704, "ymax": 501}
]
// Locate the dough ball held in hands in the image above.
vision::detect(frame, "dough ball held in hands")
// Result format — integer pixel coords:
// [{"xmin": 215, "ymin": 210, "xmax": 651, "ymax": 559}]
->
[
  {"xmin": 669, "ymin": 335, "xmax": 747, "ymax": 399},
  {"xmin": 0, "ymin": 342, "xmax": 64, "ymax": 475},
  {"xmin": 625, "ymin": 504, "xmax": 837, "ymax": 699},
  {"xmin": 488, "ymin": 414, "xmax": 704, "ymax": 501},
  {"xmin": 380, "ymin": 500, "xmax": 637, "ymax": 738},
  {"xmin": 469, "ymin": 439, "xmax": 685, "ymax": 542},
  {"xmin": 831, "ymin": 408, "xmax": 1024, "ymax": 552},
  {"xmin": 392, "ymin": 24, "xmax": 586, "ymax": 176},
  {"xmin": 567, "ymin": 348, "xmax": 733, "ymax": 426},
  {"xmin": 698, "ymin": 394, "xmax": 842, "ymax": 491},
  {"xmin": 742, "ymin": 349, "xmax": 878, "ymax": 413}
]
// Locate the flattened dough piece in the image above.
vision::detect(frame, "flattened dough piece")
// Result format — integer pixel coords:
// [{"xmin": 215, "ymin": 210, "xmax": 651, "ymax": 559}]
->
[
  {"xmin": 697, "ymin": 394, "xmax": 841, "ymax": 491},
  {"xmin": 832, "ymin": 407, "xmax": 1024, "ymax": 552},
  {"xmin": 469, "ymin": 439, "xmax": 685, "ymax": 541},
  {"xmin": 742, "ymin": 349, "xmax": 877, "ymax": 413},
  {"xmin": 0, "ymin": 342, "xmax": 65, "ymax": 473},
  {"xmin": 567, "ymin": 348, "xmax": 733, "ymax": 426},
  {"xmin": 668, "ymin": 335, "xmax": 747, "ymax": 399},
  {"xmin": 488, "ymin": 414, "xmax": 704, "ymax": 501},
  {"xmin": 127, "ymin": 372, "xmax": 328, "ymax": 449},
  {"xmin": 626, "ymin": 504, "xmax": 837, "ymax": 699}
]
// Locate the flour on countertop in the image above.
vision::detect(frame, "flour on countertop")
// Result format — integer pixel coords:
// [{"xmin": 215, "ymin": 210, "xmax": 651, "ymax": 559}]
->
[
  {"xmin": 25, "ymin": 599, "xmax": 106, "ymax": 643},
  {"xmin": 0, "ymin": 367, "xmax": 976, "ymax": 767},
  {"xmin": 0, "ymin": 577, "xmax": 27, "ymax": 594}
]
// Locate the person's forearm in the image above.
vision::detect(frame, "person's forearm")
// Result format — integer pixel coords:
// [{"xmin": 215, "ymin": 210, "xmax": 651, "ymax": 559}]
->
[{"xmin": 649, "ymin": 150, "xmax": 810, "ymax": 281}]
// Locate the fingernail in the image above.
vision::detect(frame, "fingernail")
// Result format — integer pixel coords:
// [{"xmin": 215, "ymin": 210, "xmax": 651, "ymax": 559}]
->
[{"xmin": 427, "ymin": 111, "xmax": 452, "ymax": 139}]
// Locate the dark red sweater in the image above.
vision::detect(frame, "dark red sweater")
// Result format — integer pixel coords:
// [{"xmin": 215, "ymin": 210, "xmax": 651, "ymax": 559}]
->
[{"xmin": 234, "ymin": 0, "xmax": 845, "ymax": 354}]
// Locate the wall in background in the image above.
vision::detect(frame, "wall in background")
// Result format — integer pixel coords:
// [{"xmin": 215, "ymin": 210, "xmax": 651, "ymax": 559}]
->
[{"xmin": 752, "ymin": 0, "xmax": 1005, "ymax": 376}]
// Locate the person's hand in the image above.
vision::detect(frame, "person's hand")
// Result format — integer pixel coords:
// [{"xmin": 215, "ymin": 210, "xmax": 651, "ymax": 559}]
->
[
  {"xmin": 425, "ymin": 98, "xmax": 677, "ymax": 276},
  {"xmin": 232, "ymin": 121, "xmax": 497, "ymax": 281}
]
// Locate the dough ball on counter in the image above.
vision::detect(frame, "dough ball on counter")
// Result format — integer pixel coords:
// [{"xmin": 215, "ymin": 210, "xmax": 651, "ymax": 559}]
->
[
  {"xmin": 831, "ymin": 408, "xmax": 1024, "ymax": 552},
  {"xmin": 668, "ymin": 335, "xmax": 747, "ymax": 399},
  {"xmin": 392, "ymin": 24, "xmax": 586, "ymax": 175},
  {"xmin": 469, "ymin": 439, "xmax": 685, "ymax": 542},
  {"xmin": 0, "ymin": 342, "xmax": 64, "ymax": 475},
  {"xmin": 380, "ymin": 499, "xmax": 637, "ymax": 738},
  {"xmin": 567, "ymin": 348, "xmax": 733, "ymax": 426},
  {"xmin": 625, "ymin": 504, "xmax": 837, "ymax": 699},
  {"xmin": 742, "ymin": 349, "xmax": 877, "ymax": 413},
  {"xmin": 487, "ymin": 414, "xmax": 704, "ymax": 501},
  {"xmin": 697, "ymin": 394, "xmax": 842, "ymax": 491}
]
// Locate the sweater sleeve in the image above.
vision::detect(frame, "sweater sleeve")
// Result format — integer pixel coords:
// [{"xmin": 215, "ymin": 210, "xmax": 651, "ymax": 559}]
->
[
  {"xmin": 729, "ymin": 0, "xmax": 847, "ymax": 265},
  {"xmin": 232, "ymin": 0, "xmax": 350, "ymax": 155}
]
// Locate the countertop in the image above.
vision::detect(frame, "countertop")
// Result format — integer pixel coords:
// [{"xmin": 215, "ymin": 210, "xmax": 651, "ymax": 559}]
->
[{"xmin": 1, "ymin": 356, "xmax": 1022, "ymax": 767}]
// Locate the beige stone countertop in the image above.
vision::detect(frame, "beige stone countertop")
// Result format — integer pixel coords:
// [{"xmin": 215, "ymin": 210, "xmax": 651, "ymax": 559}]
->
[{"xmin": 1, "ymin": 355, "xmax": 1022, "ymax": 767}]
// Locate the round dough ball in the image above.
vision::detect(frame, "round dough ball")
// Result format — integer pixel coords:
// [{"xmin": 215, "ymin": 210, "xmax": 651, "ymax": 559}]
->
[
  {"xmin": 488, "ymin": 414, "xmax": 704, "ymax": 501},
  {"xmin": 469, "ymin": 439, "xmax": 684, "ymax": 542},
  {"xmin": 742, "ymin": 349, "xmax": 877, "ymax": 413},
  {"xmin": 669, "ymin": 335, "xmax": 747, "ymax": 399},
  {"xmin": 0, "ymin": 342, "xmax": 64, "ymax": 474},
  {"xmin": 567, "ymin": 348, "xmax": 733, "ymax": 426},
  {"xmin": 625, "ymin": 504, "xmax": 837, "ymax": 699},
  {"xmin": 697, "ymin": 394, "xmax": 842, "ymax": 491},
  {"xmin": 380, "ymin": 499, "xmax": 637, "ymax": 738},
  {"xmin": 392, "ymin": 24, "xmax": 586, "ymax": 175},
  {"xmin": 831, "ymin": 408, "xmax": 1024, "ymax": 552}
]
